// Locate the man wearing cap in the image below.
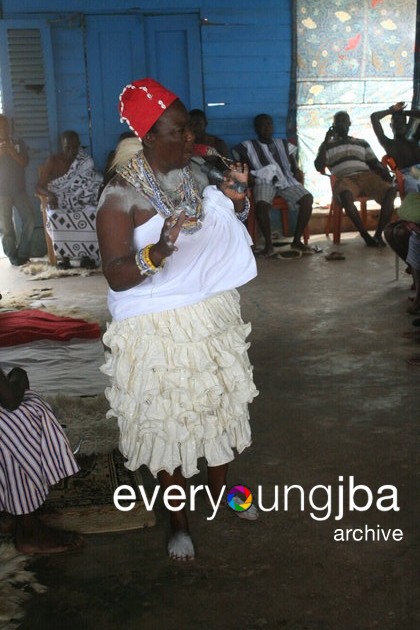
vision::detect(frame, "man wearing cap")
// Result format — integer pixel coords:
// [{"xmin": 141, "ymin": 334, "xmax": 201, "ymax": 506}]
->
[{"xmin": 96, "ymin": 78, "xmax": 259, "ymax": 562}]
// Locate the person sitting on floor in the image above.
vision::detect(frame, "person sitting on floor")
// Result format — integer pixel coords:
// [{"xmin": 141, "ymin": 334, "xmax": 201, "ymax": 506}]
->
[
  {"xmin": 315, "ymin": 111, "xmax": 395, "ymax": 247},
  {"xmin": 0, "ymin": 365, "xmax": 84, "ymax": 553},
  {"xmin": 232, "ymin": 113, "xmax": 313, "ymax": 256},
  {"xmin": 36, "ymin": 130, "xmax": 103, "ymax": 269},
  {"xmin": 370, "ymin": 102, "xmax": 420, "ymax": 192},
  {"xmin": 189, "ymin": 109, "xmax": 229, "ymax": 158}
]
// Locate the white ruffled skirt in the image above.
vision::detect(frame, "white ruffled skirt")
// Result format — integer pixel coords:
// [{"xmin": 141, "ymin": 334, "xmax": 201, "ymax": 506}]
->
[{"xmin": 101, "ymin": 289, "xmax": 258, "ymax": 478}]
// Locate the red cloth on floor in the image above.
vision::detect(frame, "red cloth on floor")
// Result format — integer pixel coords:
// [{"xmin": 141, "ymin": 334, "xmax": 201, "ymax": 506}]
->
[{"xmin": 0, "ymin": 309, "xmax": 101, "ymax": 347}]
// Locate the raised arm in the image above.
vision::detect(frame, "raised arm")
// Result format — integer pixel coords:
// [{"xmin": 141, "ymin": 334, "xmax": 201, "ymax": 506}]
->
[
  {"xmin": 314, "ymin": 127, "xmax": 335, "ymax": 172},
  {"xmin": 370, "ymin": 108, "xmax": 395, "ymax": 150}
]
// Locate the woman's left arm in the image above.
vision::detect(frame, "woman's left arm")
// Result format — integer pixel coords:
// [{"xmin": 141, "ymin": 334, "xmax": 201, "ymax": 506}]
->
[{"xmin": 219, "ymin": 162, "xmax": 249, "ymax": 214}]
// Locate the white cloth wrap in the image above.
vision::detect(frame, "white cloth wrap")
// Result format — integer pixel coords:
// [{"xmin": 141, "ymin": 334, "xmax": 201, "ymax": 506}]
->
[
  {"xmin": 107, "ymin": 185, "xmax": 257, "ymax": 318},
  {"xmin": 101, "ymin": 289, "xmax": 258, "ymax": 478}
]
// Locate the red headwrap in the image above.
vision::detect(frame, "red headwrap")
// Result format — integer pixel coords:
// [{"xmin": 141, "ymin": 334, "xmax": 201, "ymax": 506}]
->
[{"xmin": 118, "ymin": 78, "xmax": 179, "ymax": 139}]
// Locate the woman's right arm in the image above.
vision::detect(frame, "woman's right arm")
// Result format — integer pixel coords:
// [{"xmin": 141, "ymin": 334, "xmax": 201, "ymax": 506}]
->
[{"xmin": 96, "ymin": 178, "xmax": 185, "ymax": 292}]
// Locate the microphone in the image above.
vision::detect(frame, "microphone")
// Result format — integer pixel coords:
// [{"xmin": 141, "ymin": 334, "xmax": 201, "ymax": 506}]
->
[{"xmin": 197, "ymin": 161, "xmax": 248, "ymax": 193}]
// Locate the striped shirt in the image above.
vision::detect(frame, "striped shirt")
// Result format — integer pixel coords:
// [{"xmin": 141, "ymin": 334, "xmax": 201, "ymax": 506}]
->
[
  {"xmin": 233, "ymin": 139, "xmax": 297, "ymax": 189},
  {"xmin": 0, "ymin": 390, "xmax": 79, "ymax": 515},
  {"xmin": 323, "ymin": 137, "xmax": 377, "ymax": 178}
]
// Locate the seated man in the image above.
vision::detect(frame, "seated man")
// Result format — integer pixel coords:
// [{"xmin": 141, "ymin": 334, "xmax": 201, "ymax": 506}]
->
[
  {"xmin": 189, "ymin": 109, "xmax": 229, "ymax": 158},
  {"xmin": 315, "ymin": 111, "xmax": 395, "ymax": 247},
  {"xmin": 0, "ymin": 365, "xmax": 83, "ymax": 553},
  {"xmin": 232, "ymin": 113, "xmax": 313, "ymax": 256},
  {"xmin": 370, "ymin": 102, "xmax": 420, "ymax": 192},
  {"xmin": 36, "ymin": 130, "xmax": 103, "ymax": 268}
]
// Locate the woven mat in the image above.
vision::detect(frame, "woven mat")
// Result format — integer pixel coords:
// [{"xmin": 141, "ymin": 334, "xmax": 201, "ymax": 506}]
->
[{"xmin": 40, "ymin": 449, "xmax": 156, "ymax": 534}]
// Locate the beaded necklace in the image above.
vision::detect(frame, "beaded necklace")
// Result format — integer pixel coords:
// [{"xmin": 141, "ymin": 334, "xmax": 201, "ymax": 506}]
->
[{"xmin": 117, "ymin": 149, "xmax": 203, "ymax": 234}]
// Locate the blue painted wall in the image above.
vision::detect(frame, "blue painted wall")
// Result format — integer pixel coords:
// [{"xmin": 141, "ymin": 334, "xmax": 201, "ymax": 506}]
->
[{"xmin": 1, "ymin": 1, "xmax": 293, "ymax": 166}]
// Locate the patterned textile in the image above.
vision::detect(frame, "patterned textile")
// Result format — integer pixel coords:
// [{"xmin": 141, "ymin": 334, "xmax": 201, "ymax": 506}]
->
[
  {"xmin": 46, "ymin": 149, "xmax": 102, "ymax": 261},
  {"xmin": 0, "ymin": 390, "xmax": 79, "ymax": 515},
  {"xmin": 295, "ymin": 0, "xmax": 416, "ymax": 203},
  {"xmin": 48, "ymin": 149, "xmax": 102, "ymax": 212},
  {"xmin": 45, "ymin": 205, "xmax": 100, "ymax": 263}
]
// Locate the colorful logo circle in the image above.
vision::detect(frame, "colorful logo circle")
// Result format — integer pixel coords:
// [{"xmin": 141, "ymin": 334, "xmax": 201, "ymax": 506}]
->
[{"xmin": 226, "ymin": 485, "xmax": 253, "ymax": 512}]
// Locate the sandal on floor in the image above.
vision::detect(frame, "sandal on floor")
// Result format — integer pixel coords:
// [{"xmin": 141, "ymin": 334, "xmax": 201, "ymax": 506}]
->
[
  {"xmin": 325, "ymin": 251, "xmax": 346, "ymax": 261},
  {"xmin": 275, "ymin": 249, "xmax": 302, "ymax": 260}
]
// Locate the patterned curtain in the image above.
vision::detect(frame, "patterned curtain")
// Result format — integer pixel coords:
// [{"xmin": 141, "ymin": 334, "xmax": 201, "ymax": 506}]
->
[{"xmin": 295, "ymin": 0, "xmax": 417, "ymax": 204}]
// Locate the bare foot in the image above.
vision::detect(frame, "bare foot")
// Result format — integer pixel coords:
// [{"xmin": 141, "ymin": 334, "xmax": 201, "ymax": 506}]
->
[
  {"xmin": 362, "ymin": 232, "xmax": 379, "ymax": 247},
  {"xmin": 15, "ymin": 515, "xmax": 84, "ymax": 554},
  {"xmin": 373, "ymin": 234, "xmax": 387, "ymax": 247},
  {"xmin": 167, "ymin": 531, "xmax": 195, "ymax": 561}
]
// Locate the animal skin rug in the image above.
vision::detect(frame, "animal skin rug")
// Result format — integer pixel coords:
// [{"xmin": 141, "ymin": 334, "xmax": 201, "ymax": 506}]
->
[
  {"xmin": 0, "ymin": 540, "xmax": 47, "ymax": 629},
  {"xmin": 20, "ymin": 260, "xmax": 101, "ymax": 281},
  {"xmin": 45, "ymin": 393, "xmax": 118, "ymax": 456},
  {"xmin": 0, "ymin": 288, "xmax": 101, "ymax": 325},
  {"xmin": 0, "ymin": 287, "xmax": 54, "ymax": 311}
]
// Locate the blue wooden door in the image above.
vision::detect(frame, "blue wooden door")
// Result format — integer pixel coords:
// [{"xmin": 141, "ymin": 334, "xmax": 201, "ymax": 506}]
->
[
  {"xmin": 144, "ymin": 14, "xmax": 203, "ymax": 111},
  {"xmin": 85, "ymin": 13, "xmax": 203, "ymax": 171},
  {"xmin": 85, "ymin": 15, "xmax": 147, "ymax": 172}
]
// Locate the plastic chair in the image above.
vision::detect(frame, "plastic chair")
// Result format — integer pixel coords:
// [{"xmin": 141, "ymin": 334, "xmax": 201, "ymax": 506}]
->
[
  {"xmin": 381, "ymin": 155, "xmax": 406, "ymax": 199},
  {"xmin": 246, "ymin": 190, "xmax": 309, "ymax": 245}
]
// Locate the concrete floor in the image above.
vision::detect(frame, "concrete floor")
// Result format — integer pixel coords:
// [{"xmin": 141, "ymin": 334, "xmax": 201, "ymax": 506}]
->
[{"xmin": 0, "ymin": 232, "xmax": 419, "ymax": 630}]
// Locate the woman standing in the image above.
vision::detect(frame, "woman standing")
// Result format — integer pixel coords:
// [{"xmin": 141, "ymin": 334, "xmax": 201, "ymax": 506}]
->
[{"xmin": 96, "ymin": 78, "xmax": 258, "ymax": 561}]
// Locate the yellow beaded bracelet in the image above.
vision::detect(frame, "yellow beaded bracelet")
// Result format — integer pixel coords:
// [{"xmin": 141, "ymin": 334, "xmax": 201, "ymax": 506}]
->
[
  {"xmin": 135, "ymin": 244, "xmax": 165, "ymax": 276},
  {"xmin": 142, "ymin": 244, "xmax": 157, "ymax": 270}
]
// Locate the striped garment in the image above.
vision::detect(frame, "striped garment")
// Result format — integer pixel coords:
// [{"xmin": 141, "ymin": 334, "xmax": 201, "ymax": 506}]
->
[
  {"xmin": 323, "ymin": 137, "xmax": 378, "ymax": 178},
  {"xmin": 233, "ymin": 139, "xmax": 297, "ymax": 189},
  {"xmin": 0, "ymin": 390, "xmax": 79, "ymax": 515}
]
